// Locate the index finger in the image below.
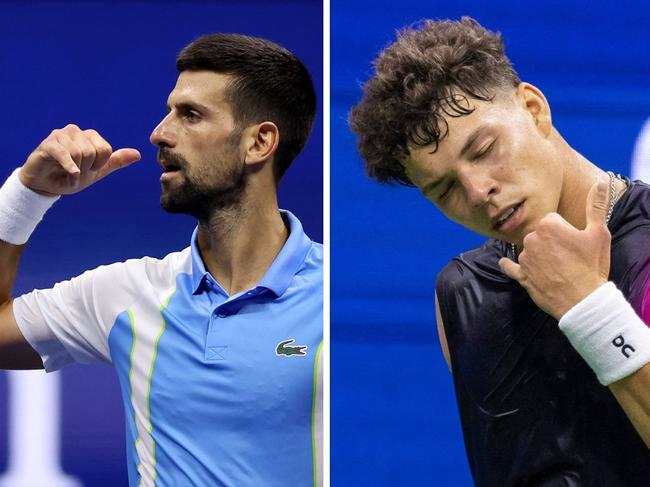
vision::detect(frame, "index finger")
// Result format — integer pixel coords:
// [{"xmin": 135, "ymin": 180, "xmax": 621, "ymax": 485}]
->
[
  {"xmin": 499, "ymin": 257, "xmax": 525, "ymax": 283},
  {"xmin": 40, "ymin": 139, "xmax": 81, "ymax": 176},
  {"xmin": 82, "ymin": 129, "xmax": 113, "ymax": 172}
]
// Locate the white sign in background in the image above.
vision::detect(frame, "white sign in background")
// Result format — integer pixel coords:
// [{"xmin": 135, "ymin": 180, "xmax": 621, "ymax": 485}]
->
[
  {"xmin": 632, "ymin": 118, "xmax": 650, "ymax": 182},
  {"xmin": 0, "ymin": 371, "xmax": 80, "ymax": 486}
]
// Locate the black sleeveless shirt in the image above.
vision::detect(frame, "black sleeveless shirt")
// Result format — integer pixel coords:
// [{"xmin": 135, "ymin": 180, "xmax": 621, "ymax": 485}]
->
[{"xmin": 436, "ymin": 179, "xmax": 650, "ymax": 487}]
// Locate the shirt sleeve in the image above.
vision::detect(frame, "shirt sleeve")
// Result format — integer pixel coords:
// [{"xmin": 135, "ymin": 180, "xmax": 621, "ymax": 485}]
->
[
  {"xmin": 13, "ymin": 260, "xmax": 142, "ymax": 372},
  {"xmin": 628, "ymin": 256, "xmax": 650, "ymax": 327},
  {"xmin": 614, "ymin": 223, "xmax": 650, "ymax": 328}
]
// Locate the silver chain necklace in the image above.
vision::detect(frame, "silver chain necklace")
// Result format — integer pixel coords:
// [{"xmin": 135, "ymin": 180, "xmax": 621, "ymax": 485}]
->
[{"xmin": 510, "ymin": 172, "xmax": 623, "ymax": 262}]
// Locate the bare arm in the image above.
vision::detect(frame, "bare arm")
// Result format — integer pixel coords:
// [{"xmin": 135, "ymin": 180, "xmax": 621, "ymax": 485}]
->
[
  {"xmin": 610, "ymin": 364, "xmax": 650, "ymax": 447},
  {"xmin": 435, "ymin": 291, "xmax": 452, "ymax": 372},
  {"xmin": 0, "ymin": 124, "xmax": 140, "ymax": 369},
  {"xmin": 0, "ymin": 242, "xmax": 42, "ymax": 369}
]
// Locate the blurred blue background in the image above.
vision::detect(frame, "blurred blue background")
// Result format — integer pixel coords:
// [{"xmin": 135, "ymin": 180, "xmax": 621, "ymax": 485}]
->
[
  {"xmin": 331, "ymin": 1, "xmax": 650, "ymax": 485},
  {"xmin": 0, "ymin": 1, "xmax": 322, "ymax": 485}
]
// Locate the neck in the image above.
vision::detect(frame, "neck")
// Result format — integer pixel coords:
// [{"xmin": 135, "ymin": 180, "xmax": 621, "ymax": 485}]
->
[
  {"xmin": 196, "ymin": 188, "xmax": 287, "ymax": 296},
  {"xmin": 557, "ymin": 149, "xmax": 626, "ymax": 230},
  {"xmin": 557, "ymin": 150, "xmax": 603, "ymax": 229}
]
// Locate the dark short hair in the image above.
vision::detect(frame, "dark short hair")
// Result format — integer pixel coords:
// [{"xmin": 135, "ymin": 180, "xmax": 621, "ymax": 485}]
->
[
  {"xmin": 349, "ymin": 17, "xmax": 520, "ymax": 186},
  {"xmin": 177, "ymin": 33, "xmax": 317, "ymax": 181}
]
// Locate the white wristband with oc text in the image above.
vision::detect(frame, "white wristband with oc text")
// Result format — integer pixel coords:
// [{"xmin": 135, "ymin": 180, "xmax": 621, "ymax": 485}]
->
[
  {"xmin": 0, "ymin": 168, "xmax": 59, "ymax": 245},
  {"xmin": 559, "ymin": 281, "xmax": 650, "ymax": 386}
]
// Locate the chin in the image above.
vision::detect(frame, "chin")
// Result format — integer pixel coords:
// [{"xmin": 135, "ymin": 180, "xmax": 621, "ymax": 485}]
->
[
  {"xmin": 160, "ymin": 197, "xmax": 187, "ymax": 214},
  {"xmin": 160, "ymin": 187, "xmax": 196, "ymax": 214}
]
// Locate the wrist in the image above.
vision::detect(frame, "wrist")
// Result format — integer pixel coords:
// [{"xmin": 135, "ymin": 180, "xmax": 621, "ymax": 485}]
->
[
  {"xmin": 18, "ymin": 167, "xmax": 59, "ymax": 197},
  {"xmin": 0, "ymin": 168, "xmax": 60, "ymax": 245},
  {"xmin": 554, "ymin": 278, "xmax": 609, "ymax": 319},
  {"xmin": 559, "ymin": 282, "xmax": 650, "ymax": 385}
]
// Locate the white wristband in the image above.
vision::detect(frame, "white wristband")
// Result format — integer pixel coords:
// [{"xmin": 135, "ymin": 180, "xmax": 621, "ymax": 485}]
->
[
  {"xmin": 0, "ymin": 168, "xmax": 60, "ymax": 245},
  {"xmin": 559, "ymin": 281, "xmax": 650, "ymax": 385}
]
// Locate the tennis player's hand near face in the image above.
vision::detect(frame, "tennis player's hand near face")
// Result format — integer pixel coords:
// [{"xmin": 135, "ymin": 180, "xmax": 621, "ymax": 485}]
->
[
  {"xmin": 19, "ymin": 124, "xmax": 141, "ymax": 196},
  {"xmin": 500, "ymin": 179, "xmax": 650, "ymax": 448},
  {"xmin": 498, "ymin": 178, "xmax": 611, "ymax": 320}
]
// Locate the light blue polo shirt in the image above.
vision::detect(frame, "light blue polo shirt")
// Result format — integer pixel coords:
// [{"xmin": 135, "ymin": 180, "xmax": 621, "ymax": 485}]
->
[{"xmin": 14, "ymin": 210, "xmax": 323, "ymax": 486}]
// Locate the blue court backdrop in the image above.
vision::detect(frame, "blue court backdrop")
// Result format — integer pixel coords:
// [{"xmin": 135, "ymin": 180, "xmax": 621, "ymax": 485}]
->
[
  {"xmin": 332, "ymin": 1, "xmax": 650, "ymax": 485},
  {"xmin": 0, "ymin": 1, "xmax": 322, "ymax": 485}
]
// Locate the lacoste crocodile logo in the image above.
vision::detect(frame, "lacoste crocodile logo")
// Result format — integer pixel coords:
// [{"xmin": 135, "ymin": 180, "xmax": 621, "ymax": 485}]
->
[{"xmin": 276, "ymin": 339, "xmax": 308, "ymax": 357}]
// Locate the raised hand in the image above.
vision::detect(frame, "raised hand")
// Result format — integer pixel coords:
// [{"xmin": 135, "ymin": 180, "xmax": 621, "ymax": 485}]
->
[
  {"xmin": 498, "ymin": 177, "xmax": 612, "ymax": 319},
  {"xmin": 19, "ymin": 124, "xmax": 141, "ymax": 196}
]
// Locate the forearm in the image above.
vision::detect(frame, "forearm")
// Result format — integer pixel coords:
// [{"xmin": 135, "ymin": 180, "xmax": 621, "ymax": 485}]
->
[
  {"xmin": 610, "ymin": 365, "xmax": 650, "ymax": 447},
  {"xmin": 0, "ymin": 241, "xmax": 43, "ymax": 369},
  {"xmin": 0, "ymin": 241, "xmax": 25, "ymax": 303}
]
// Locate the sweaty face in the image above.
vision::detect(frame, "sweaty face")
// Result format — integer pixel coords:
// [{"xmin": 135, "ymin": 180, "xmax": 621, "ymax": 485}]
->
[
  {"xmin": 150, "ymin": 71, "xmax": 247, "ymax": 220},
  {"xmin": 403, "ymin": 89, "xmax": 563, "ymax": 247}
]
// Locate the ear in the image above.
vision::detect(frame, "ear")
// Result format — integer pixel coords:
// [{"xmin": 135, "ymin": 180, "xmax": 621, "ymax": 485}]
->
[
  {"xmin": 241, "ymin": 121, "xmax": 279, "ymax": 166},
  {"xmin": 516, "ymin": 82, "xmax": 552, "ymax": 137}
]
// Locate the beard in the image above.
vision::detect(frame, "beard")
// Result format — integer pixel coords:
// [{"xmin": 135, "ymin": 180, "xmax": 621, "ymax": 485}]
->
[{"xmin": 159, "ymin": 143, "xmax": 247, "ymax": 221}]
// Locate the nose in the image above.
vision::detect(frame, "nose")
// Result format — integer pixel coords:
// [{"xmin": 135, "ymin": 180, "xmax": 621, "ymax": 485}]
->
[
  {"xmin": 459, "ymin": 168, "xmax": 498, "ymax": 206},
  {"xmin": 150, "ymin": 113, "xmax": 176, "ymax": 147}
]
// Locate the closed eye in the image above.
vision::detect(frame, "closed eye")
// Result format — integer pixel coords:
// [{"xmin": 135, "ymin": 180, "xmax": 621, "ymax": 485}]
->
[
  {"xmin": 473, "ymin": 139, "xmax": 496, "ymax": 160},
  {"xmin": 438, "ymin": 181, "xmax": 454, "ymax": 201}
]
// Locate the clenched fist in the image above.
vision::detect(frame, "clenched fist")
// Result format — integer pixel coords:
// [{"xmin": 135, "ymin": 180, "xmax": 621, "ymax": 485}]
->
[{"xmin": 19, "ymin": 124, "xmax": 141, "ymax": 196}]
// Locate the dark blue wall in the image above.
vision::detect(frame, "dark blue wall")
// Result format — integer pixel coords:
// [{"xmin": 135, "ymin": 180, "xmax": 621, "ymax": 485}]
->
[
  {"xmin": 332, "ymin": 1, "xmax": 650, "ymax": 485},
  {"xmin": 0, "ymin": 1, "xmax": 322, "ymax": 485}
]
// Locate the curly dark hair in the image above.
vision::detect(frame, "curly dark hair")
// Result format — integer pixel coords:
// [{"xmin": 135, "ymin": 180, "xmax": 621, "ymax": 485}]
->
[{"xmin": 349, "ymin": 17, "xmax": 520, "ymax": 186}]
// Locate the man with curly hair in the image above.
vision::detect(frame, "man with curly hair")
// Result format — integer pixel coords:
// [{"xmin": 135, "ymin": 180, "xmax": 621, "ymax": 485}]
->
[{"xmin": 350, "ymin": 17, "xmax": 650, "ymax": 486}]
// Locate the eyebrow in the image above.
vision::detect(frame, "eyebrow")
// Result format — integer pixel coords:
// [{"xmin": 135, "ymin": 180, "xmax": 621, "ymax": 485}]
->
[
  {"xmin": 421, "ymin": 125, "xmax": 489, "ymax": 196},
  {"xmin": 166, "ymin": 101, "xmax": 211, "ymax": 113}
]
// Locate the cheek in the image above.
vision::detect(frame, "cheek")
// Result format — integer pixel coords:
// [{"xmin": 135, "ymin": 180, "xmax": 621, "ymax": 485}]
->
[
  {"xmin": 438, "ymin": 201, "xmax": 486, "ymax": 233},
  {"xmin": 512, "ymin": 126, "xmax": 556, "ymax": 173},
  {"xmin": 498, "ymin": 132, "xmax": 531, "ymax": 178}
]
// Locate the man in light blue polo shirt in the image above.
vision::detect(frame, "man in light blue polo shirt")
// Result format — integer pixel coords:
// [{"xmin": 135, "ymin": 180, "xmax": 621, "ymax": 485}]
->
[{"xmin": 0, "ymin": 33, "xmax": 322, "ymax": 486}]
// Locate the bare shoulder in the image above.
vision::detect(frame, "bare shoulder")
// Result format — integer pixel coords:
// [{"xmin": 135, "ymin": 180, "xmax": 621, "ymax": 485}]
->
[{"xmin": 435, "ymin": 291, "xmax": 452, "ymax": 372}]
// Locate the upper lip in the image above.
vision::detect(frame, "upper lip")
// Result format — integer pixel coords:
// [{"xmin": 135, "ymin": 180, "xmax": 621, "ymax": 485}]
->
[{"xmin": 491, "ymin": 202, "xmax": 522, "ymax": 229}]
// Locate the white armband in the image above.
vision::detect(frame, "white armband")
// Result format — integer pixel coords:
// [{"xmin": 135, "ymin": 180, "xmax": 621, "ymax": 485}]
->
[
  {"xmin": 0, "ymin": 168, "xmax": 59, "ymax": 245},
  {"xmin": 559, "ymin": 281, "xmax": 650, "ymax": 385}
]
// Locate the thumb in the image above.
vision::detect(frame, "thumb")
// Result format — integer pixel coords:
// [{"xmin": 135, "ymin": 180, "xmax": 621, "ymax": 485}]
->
[
  {"xmin": 498, "ymin": 257, "xmax": 525, "ymax": 283},
  {"xmin": 100, "ymin": 148, "xmax": 141, "ymax": 176},
  {"xmin": 585, "ymin": 175, "xmax": 610, "ymax": 229}
]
